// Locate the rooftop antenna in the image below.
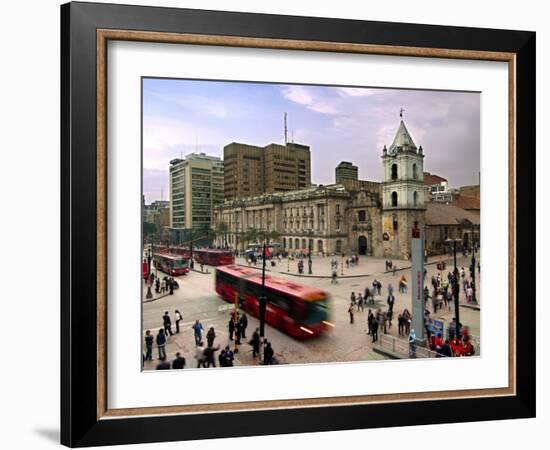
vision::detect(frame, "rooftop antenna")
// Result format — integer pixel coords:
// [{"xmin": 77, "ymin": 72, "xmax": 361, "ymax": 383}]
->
[
  {"xmin": 400, "ymin": 107, "xmax": 405, "ymax": 119},
  {"xmin": 284, "ymin": 112, "xmax": 288, "ymax": 144}
]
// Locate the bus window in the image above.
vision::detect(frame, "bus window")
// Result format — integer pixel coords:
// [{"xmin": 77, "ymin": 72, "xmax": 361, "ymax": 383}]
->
[{"xmin": 302, "ymin": 299, "xmax": 328, "ymax": 324}]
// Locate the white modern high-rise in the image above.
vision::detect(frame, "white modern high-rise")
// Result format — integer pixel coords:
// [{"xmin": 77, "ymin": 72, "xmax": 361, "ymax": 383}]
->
[{"xmin": 169, "ymin": 153, "xmax": 224, "ymax": 232}]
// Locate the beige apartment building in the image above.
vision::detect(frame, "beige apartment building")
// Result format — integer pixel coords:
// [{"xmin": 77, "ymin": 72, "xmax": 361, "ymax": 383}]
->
[{"xmin": 223, "ymin": 142, "xmax": 311, "ymax": 199}]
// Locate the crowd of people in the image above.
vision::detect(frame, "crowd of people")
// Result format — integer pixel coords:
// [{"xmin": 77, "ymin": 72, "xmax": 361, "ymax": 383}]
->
[{"xmin": 143, "ymin": 308, "xmax": 277, "ymax": 370}]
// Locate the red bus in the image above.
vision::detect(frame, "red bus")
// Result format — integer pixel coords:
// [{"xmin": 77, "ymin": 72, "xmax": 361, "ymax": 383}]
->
[
  {"xmin": 194, "ymin": 248, "xmax": 234, "ymax": 266},
  {"xmin": 154, "ymin": 253, "xmax": 190, "ymax": 276},
  {"xmin": 215, "ymin": 265, "xmax": 331, "ymax": 339},
  {"xmin": 166, "ymin": 246, "xmax": 191, "ymax": 258}
]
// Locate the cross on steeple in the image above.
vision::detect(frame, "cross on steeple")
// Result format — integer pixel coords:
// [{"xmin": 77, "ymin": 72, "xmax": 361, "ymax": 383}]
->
[{"xmin": 400, "ymin": 107, "xmax": 405, "ymax": 119}]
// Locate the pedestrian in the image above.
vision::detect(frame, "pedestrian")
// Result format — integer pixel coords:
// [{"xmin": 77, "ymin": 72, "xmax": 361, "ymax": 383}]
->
[
  {"xmin": 350, "ymin": 291, "xmax": 356, "ymax": 305},
  {"xmin": 144, "ymin": 330, "xmax": 153, "ymax": 361},
  {"xmin": 219, "ymin": 347, "xmax": 227, "ymax": 367},
  {"xmin": 163, "ymin": 311, "xmax": 174, "ymax": 336},
  {"xmin": 250, "ymin": 328, "xmax": 260, "ymax": 359},
  {"xmin": 174, "ymin": 309, "xmax": 182, "ymax": 333},
  {"xmin": 223, "ymin": 346, "xmax": 234, "ymax": 367},
  {"xmin": 169, "ymin": 278, "xmax": 174, "ymax": 295},
  {"xmin": 357, "ymin": 293, "xmax": 364, "ymax": 312},
  {"xmin": 228, "ymin": 317, "xmax": 235, "ymax": 341},
  {"xmin": 203, "ymin": 345, "xmax": 220, "ymax": 368},
  {"xmin": 387, "ymin": 294, "xmax": 395, "ymax": 315},
  {"xmin": 155, "ymin": 277, "xmax": 160, "ymax": 293},
  {"xmin": 156, "ymin": 328, "xmax": 166, "ymax": 360},
  {"xmin": 367, "ymin": 309, "xmax": 374, "ymax": 335},
  {"xmin": 331, "ymin": 270, "xmax": 338, "ymax": 284},
  {"xmin": 235, "ymin": 320, "xmax": 242, "ymax": 347},
  {"xmin": 191, "ymin": 319, "xmax": 204, "ymax": 346},
  {"xmin": 371, "ymin": 317, "xmax": 379, "ymax": 343},
  {"xmin": 263, "ymin": 341, "xmax": 274, "ymax": 365},
  {"xmin": 240, "ymin": 312, "xmax": 248, "ymax": 339},
  {"xmin": 348, "ymin": 302, "xmax": 355, "ymax": 324},
  {"xmin": 388, "ymin": 283, "xmax": 394, "ymax": 296},
  {"xmin": 408, "ymin": 329, "xmax": 417, "ymax": 358},
  {"xmin": 156, "ymin": 360, "xmax": 171, "ymax": 370},
  {"xmin": 172, "ymin": 352, "xmax": 186, "ymax": 369},
  {"xmin": 206, "ymin": 326, "xmax": 216, "ymax": 347},
  {"xmin": 194, "ymin": 342, "xmax": 206, "ymax": 368},
  {"xmin": 466, "ymin": 284, "xmax": 473, "ymax": 302}
]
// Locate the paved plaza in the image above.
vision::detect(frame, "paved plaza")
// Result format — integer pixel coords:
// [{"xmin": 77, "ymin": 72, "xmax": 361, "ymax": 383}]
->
[{"xmin": 142, "ymin": 253, "xmax": 480, "ymax": 370}]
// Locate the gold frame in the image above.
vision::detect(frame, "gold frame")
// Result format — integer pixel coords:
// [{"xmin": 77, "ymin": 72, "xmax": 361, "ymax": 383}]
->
[{"xmin": 96, "ymin": 29, "xmax": 516, "ymax": 420}]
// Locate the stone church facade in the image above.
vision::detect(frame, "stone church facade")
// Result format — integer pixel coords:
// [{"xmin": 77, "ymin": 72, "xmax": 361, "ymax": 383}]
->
[{"xmin": 213, "ymin": 118, "xmax": 428, "ymax": 259}]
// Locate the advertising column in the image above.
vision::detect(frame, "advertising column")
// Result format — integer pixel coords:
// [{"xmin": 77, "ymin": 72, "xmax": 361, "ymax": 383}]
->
[{"xmin": 411, "ymin": 227, "xmax": 425, "ymax": 342}]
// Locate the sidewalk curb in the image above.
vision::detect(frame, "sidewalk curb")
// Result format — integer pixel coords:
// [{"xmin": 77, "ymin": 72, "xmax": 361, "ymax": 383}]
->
[
  {"xmin": 234, "ymin": 257, "xmax": 448, "ymax": 279},
  {"xmin": 460, "ymin": 303, "xmax": 481, "ymax": 311},
  {"xmin": 372, "ymin": 347, "xmax": 402, "ymax": 360},
  {"xmin": 143, "ymin": 292, "xmax": 171, "ymax": 303}
]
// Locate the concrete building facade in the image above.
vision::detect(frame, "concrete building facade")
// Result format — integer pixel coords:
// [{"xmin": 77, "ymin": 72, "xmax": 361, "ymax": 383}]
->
[
  {"xmin": 213, "ymin": 117, "xmax": 477, "ymax": 259},
  {"xmin": 169, "ymin": 153, "xmax": 224, "ymax": 233},
  {"xmin": 335, "ymin": 161, "xmax": 358, "ymax": 184},
  {"xmin": 223, "ymin": 142, "xmax": 311, "ymax": 199}
]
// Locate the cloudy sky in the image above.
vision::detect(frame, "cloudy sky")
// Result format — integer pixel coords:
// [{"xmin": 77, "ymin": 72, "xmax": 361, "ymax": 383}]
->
[{"xmin": 143, "ymin": 78, "xmax": 480, "ymax": 203}]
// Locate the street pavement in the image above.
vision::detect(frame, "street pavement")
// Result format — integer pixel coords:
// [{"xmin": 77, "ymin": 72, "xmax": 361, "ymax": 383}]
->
[{"xmin": 142, "ymin": 253, "xmax": 480, "ymax": 370}]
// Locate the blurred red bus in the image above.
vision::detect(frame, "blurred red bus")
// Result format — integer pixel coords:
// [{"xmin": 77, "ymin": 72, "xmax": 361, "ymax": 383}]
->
[
  {"xmin": 166, "ymin": 246, "xmax": 191, "ymax": 258},
  {"xmin": 195, "ymin": 248, "xmax": 234, "ymax": 266},
  {"xmin": 215, "ymin": 265, "xmax": 330, "ymax": 339},
  {"xmin": 154, "ymin": 253, "xmax": 190, "ymax": 276}
]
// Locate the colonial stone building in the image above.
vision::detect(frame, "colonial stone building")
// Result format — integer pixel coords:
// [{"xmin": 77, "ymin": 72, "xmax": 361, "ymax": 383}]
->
[{"xmin": 213, "ymin": 117, "xmax": 478, "ymax": 259}]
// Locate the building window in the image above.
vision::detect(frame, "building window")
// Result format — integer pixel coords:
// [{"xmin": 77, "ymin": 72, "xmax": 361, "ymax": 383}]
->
[
  {"xmin": 391, "ymin": 164, "xmax": 398, "ymax": 180},
  {"xmin": 336, "ymin": 240, "xmax": 342, "ymax": 254},
  {"xmin": 391, "ymin": 191, "xmax": 398, "ymax": 207},
  {"xmin": 413, "ymin": 191, "xmax": 418, "ymax": 206},
  {"xmin": 295, "ymin": 238, "xmax": 300, "ymax": 249},
  {"xmin": 393, "ymin": 219, "xmax": 398, "ymax": 231},
  {"xmin": 289, "ymin": 239, "xmax": 293, "ymax": 249},
  {"xmin": 413, "ymin": 163, "xmax": 418, "ymax": 179},
  {"xmin": 336, "ymin": 219, "xmax": 341, "ymax": 231},
  {"xmin": 336, "ymin": 204, "xmax": 340, "ymax": 215},
  {"xmin": 283, "ymin": 237, "xmax": 286, "ymax": 249},
  {"xmin": 358, "ymin": 210, "xmax": 366, "ymax": 222},
  {"xmin": 317, "ymin": 240, "xmax": 324, "ymax": 253}
]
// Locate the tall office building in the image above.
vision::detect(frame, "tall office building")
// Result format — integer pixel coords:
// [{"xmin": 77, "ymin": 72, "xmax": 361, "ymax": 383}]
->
[
  {"xmin": 335, "ymin": 161, "xmax": 359, "ymax": 184},
  {"xmin": 223, "ymin": 142, "xmax": 311, "ymax": 199},
  {"xmin": 169, "ymin": 153, "xmax": 224, "ymax": 232}
]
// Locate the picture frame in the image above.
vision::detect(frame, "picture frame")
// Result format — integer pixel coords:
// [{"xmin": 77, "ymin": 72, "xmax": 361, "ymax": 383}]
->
[{"xmin": 60, "ymin": 1, "xmax": 535, "ymax": 447}]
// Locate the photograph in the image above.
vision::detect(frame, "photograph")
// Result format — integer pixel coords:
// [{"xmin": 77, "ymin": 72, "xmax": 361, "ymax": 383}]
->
[{"xmin": 141, "ymin": 78, "xmax": 481, "ymax": 370}]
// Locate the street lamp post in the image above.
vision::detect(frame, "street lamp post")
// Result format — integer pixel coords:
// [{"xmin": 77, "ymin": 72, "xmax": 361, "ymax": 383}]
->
[
  {"xmin": 259, "ymin": 241, "xmax": 267, "ymax": 347},
  {"xmin": 308, "ymin": 240, "xmax": 313, "ymax": 274},
  {"xmin": 470, "ymin": 225, "xmax": 477, "ymax": 304},
  {"xmin": 446, "ymin": 238, "xmax": 462, "ymax": 341},
  {"xmin": 341, "ymin": 253, "xmax": 344, "ymax": 276}
]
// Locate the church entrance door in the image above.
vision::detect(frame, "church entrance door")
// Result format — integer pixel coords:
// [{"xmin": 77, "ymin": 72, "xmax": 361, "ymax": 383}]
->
[{"xmin": 358, "ymin": 236, "xmax": 367, "ymax": 255}]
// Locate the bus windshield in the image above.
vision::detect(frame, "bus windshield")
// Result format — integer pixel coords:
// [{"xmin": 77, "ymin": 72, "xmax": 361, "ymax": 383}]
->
[
  {"xmin": 301, "ymin": 299, "xmax": 328, "ymax": 324},
  {"xmin": 173, "ymin": 259, "xmax": 188, "ymax": 268}
]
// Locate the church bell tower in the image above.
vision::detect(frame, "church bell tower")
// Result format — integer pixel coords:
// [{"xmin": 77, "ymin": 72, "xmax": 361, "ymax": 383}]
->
[{"xmin": 380, "ymin": 111, "xmax": 425, "ymax": 258}]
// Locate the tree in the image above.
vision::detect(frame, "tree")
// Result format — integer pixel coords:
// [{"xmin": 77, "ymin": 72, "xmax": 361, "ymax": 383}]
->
[{"xmin": 214, "ymin": 222, "xmax": 229, "ymax": 248}]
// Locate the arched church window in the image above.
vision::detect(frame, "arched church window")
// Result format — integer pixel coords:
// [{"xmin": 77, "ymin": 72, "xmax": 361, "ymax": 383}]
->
[
  {"xmin": 391, "ymin": 164, "xmax": 398, "ymax": 180},
  {"xmin": 413, "ymin": 191, "xmax": 418, "ymax": 206},
  {"xmin": 391, "ymin": 191, "xmax": 398, "ymax": 207},
  {"xmin": 413, "ymin": 163, "xmax": 418, "ymax": 179}
]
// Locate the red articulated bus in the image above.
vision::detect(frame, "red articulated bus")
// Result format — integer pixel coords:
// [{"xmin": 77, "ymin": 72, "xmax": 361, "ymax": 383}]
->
[
  {"xmin": 154, "ymin": 253, "xmax": 190, "ymax": 276},
  {"xmin": 166, "ymin": 246, "xmax": 191, "ymax": 259},
  {"xmin": 215, "ymin": 265, "xmax": 331, "ymax": 339},
  {"xmin": 194, "ymin": 248, "xmax": 234, "ymax": 266}
]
